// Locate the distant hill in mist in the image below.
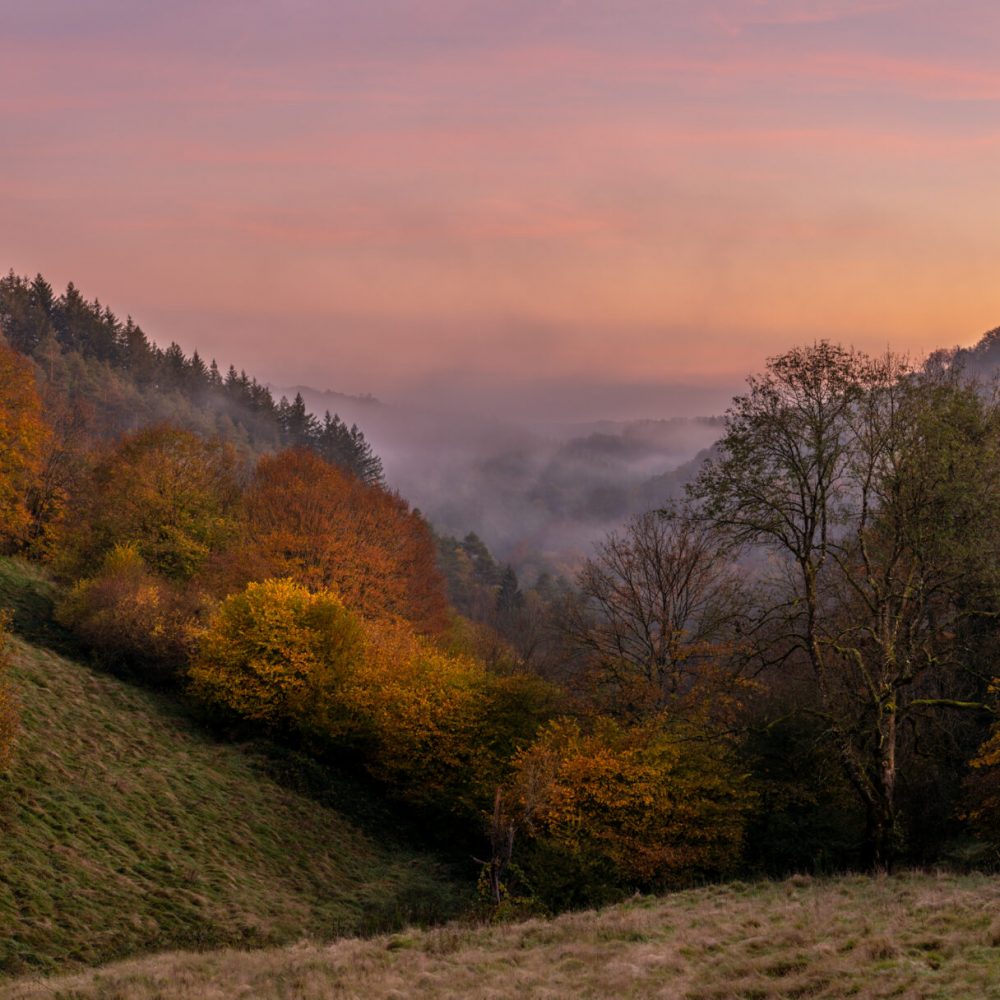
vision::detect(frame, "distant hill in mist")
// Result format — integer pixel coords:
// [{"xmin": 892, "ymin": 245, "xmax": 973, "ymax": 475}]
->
[
  {"xmin": 284, "ymin": 385, "xmax": 722, "ymax": 577},
  {"xmin": 286, "ymin": 322, "xmax": 1000, "ymax": 575}
]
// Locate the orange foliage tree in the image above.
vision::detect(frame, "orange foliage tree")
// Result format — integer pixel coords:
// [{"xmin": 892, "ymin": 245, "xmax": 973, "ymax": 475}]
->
[
  {"xmin": 0, "ymin": 343, "xmax": 49, "ymax": 551},
  {"xmin": 509, "ymin": 715, "xmax": 753, "ymax": 891},
  {"xmin": 188, "ymin": 578, "xmax": 364, "ymax": 729},
  {"xmin": 59, "ymin": 425, "xmax": 242, "ymax": 581},
  {"xmin": 227, "ymin": 449, "xmax": 448, "ymax": 634}
]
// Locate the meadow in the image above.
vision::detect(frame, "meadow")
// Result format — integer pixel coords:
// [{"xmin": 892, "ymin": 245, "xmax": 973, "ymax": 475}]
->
[{"xmin": 4, "ymin": 871, "xmax": 1000, "ymax": 999}]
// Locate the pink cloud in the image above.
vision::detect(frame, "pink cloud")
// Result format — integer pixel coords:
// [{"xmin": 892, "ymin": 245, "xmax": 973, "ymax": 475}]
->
[{"xmin": 3, "ymin": 0, "xmax": 1000, "ymax": 400}]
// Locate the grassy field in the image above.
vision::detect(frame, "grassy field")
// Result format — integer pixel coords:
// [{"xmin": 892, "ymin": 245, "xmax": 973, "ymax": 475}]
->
[
  {"xmin": 0, "ymin": 560, "xmax": 463, "ymax": 977},
  {"xmin": 3, "ymin": 871, "xmax": 1000, "ymax": 999}
]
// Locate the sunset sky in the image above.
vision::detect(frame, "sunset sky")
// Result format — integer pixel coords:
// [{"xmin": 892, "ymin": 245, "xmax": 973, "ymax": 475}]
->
[{"xmin": 3, "ymin": 0, "xmax": 999, "ymax": 419}]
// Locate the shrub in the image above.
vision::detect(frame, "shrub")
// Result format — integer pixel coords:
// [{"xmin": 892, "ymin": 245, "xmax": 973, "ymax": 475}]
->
[
  {"xmin": 188, "ymin": 578, "xmax": 364, "ymax": 730},
  {"xmin": 56, "ymin": 543, "xmax": 200, "ymax": 681},
  {"xmin": 511, "ymin": 715, "xmax": 754, "ymax": 893}
]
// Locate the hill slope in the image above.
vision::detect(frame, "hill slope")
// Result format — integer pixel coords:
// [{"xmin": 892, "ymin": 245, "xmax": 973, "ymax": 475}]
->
[
  {"xmin": 4, "ymin": 872, "xmax": 1000, "ymax": 998},
  {"xmin": 0, "ymin": 562, "xmax": 461, "ymax": 976}
]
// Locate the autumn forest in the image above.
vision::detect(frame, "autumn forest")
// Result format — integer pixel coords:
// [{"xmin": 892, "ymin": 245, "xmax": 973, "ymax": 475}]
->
[{"xmin": 3, "ymin": 268, "xmax": 1000, "ymax": 943}]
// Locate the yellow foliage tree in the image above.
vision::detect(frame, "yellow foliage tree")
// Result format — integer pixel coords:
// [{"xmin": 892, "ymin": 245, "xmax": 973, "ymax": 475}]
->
[
  {"xmin": 342, "ymin": 619, "xmax": 492, "ymax": 810},
  {"xmin": 510, "ymin": 715, "xmax": 753, "ymax": 889},
  {"xmin": 58, "ymin": 425, "xmax": 241, "ymax": 581},
  {"xmin": 0, "ymin": 343, "xmax": 48, "ymax": 551},
  {"xmin": 189, "ymin": 578, "xmax": 364, "ymax": 728}
]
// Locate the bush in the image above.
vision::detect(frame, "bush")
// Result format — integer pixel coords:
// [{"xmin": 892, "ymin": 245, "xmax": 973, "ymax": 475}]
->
[
  {"xmin": 56, "ymin": 544, "xmax": 201, "ymax": 681},
  {"xmin": 188, "ymin": 578, "xmax": 364, "ymax": 730},
  {"xmin": 511, "ymin": 715, "xmax": 754, "ymax": 895}
]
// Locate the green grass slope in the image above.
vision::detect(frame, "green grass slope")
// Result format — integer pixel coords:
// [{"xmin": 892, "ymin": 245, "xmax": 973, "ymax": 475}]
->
[
  {"xmin": 6, "ymin": 872, "xmax": 1000, "ymax": 999},
  {"xmin": 0, "ymin": 560, "xmax": 462, "ymax": 976}
]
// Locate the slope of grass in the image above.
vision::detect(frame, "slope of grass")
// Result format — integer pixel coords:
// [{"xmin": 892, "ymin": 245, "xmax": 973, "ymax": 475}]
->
[
  {"xmin": 6, "ymin": 871, "xmax": 1000, "ymax": 999},
  {"xmin": 0, "ymin": 559, "xmax": 70, "ymax": 653},
  {"xmin": 0, "ymin": 560, "xmax": 464, "ymax": 976}
]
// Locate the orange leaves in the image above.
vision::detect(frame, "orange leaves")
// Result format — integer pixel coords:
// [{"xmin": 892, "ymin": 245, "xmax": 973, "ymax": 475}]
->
[
  {"xmin": 341, "ymin": 619, "xmax": 490, "ymax": 808},
  {"xmin": 56, "ymin": 543, "xmax": 201, "ymax": 679},
  {"xmin": 511, "ymin": 715, "xmax": 754, "ymax": 889},
  {"xmin": 59, "ymin": 425, "xmax": 241, "ymax": 581},
  {"xmin": 187, "ymin": 582, "xmax": 551, "ymax": 817},
  {"xmin": 239, "ymin": 449, "xmax": 449, "ymax": 635},
  {"xmin": 0, "ymin": 343, "xmax": 49, "ymax": 550}
]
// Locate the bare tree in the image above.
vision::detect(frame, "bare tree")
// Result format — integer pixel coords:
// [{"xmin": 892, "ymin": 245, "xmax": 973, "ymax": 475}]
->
[{"xmin": 561, "ymin": 511, "xmax": 745, "ymax": 719}]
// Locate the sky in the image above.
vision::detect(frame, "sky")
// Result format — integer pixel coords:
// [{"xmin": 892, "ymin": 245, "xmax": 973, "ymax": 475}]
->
[{"xmin": 2, "ymin": 0, "xmax": 999, "ymax": 420}]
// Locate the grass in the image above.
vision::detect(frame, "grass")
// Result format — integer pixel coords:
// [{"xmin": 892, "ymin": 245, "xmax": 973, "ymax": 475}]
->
[
  {"xmin": 0, "ymin": 559, "xmax": 464, "ymax": 977},
  {"xmin": 0, "ymin": 559, "xmax": 72, "ymax": 654},
  {"xmin": 5, "ymin": 871, "xmax": 1000, "ymax": 999}
]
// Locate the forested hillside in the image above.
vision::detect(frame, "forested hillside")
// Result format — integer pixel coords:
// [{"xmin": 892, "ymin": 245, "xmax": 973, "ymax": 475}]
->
[
  {"xmin": 0, "ymin": 272, "xmax": 382, "ymax": 483},
  {"xmin": 5, "ymin": 271, "xmax": 1000, "ymax": 987}
]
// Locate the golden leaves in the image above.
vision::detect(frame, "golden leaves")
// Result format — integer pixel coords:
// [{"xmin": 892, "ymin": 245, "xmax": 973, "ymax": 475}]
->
[{"xmin": 0, "ymin": 343, "xmax": 49, "ymax": 550}]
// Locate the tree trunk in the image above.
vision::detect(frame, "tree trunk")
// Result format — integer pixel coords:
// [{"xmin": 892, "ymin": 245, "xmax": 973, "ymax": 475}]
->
[
  {"xmin": 487, "ymin": 787, "xmax": 515, "ymax": 906},
  {"xmin": 868, "ymin": 708, "xmax": 898, "ymax": 873}
]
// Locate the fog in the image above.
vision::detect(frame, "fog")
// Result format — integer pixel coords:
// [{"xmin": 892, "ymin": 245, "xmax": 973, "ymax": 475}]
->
[{"xmin": 287, "ymin": 383, "xmax": 729, "ymax": 579}]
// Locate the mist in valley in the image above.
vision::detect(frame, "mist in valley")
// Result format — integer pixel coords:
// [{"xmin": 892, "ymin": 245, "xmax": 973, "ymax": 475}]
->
[{"xmin": 287, "ymin": 383, "xmax": 728, "ymax": 578}]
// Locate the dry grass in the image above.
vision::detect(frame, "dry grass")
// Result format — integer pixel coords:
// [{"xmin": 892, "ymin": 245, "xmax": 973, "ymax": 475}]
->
[{"xmin": 5, "ymin": 871, "xmax": 1000, "ymax": 999}]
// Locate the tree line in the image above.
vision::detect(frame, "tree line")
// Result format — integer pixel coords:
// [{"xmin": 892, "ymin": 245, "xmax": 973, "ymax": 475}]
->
[
  {"xmin": 0, "ymin": 271, "xmax": 382, "ymax": 483},
  {"xmin": 2, "ymin": 278, "xmax": 1000, "ymax": 912}
]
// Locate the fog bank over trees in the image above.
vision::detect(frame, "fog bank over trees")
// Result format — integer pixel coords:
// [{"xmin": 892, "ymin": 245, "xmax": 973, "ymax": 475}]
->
[{"xmin": 285, "ymin": 385, "xmax": 724, "ymax": 576}]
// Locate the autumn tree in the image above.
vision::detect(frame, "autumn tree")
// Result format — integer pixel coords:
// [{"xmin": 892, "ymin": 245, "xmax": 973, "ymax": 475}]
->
[
  {"xmin": 0, "ymin": 342, "xmax": 49, "ymax": 551},
  {"xmin": 508, "ymin": 715, "xmax": 752, "ymax": 895},
  {"xmin": 689, "ymin": 343, "xmax": 1000, "ymax": 870},
  {"xmin": 23, "ymin": 382, "xmax": 94, "ymax": 556},
  {"xmin": 56, "ymin": 544, "xmax": 202, "ymax": 680},
  {"xmin": 59, "ymin": 425, "xmax": 242, "ymax": 581},
  {"xmin": 189, "ymin": 578, "xmax": 364, "ymax": 729},
  {"xmin": 232, "ymin": 448, "xmax": 448, "ymax": 634},
  {"xmin": 339, "ymin": 618, "xmax": 493, "ymax": 810}
]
